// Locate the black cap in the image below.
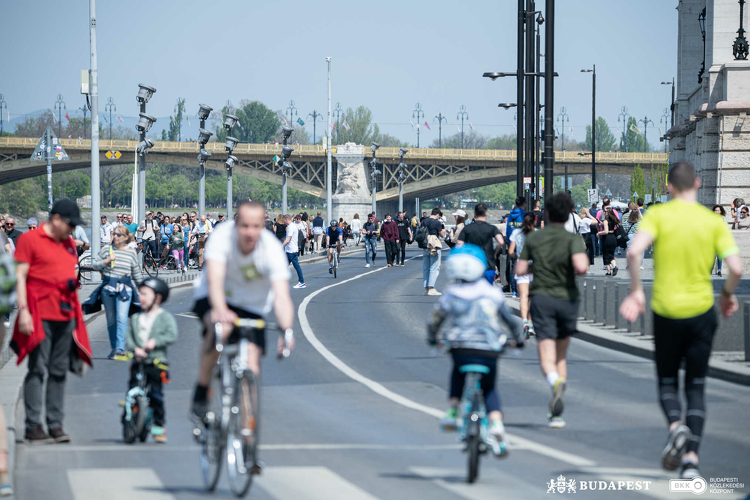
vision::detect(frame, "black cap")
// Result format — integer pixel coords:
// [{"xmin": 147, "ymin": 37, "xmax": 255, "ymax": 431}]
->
[{"xmin": 50, "ymin": 199, "xmax": 85, "ymax": 227}]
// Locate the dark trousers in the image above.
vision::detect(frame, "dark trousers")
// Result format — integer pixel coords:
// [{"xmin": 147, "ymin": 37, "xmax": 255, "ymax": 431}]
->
[
  {"xmin": 654, "ymin": 309, "xmax": 717, "ymax": 454},
  {"xmin": 385, "ymin": 240, "xmax": 398, "ymax": 265},
  {"xmin": 450, "ymin": 353, "xmax": 500, "ymax": 413},
  {"xmin": 24, "ymin": 320, "xmax": 75, "ymax": 430},
  {"xmin": 129, "ymin": 363, "xmax": 166, "ymax": 426},
  {"xmin": 584, "ymin": 233, "xmax": 596, "ymax": 265},
  {"xmin": 286, "ymin": 252, "xmax": 304, "ymax": 284},
  {"xmin": 144, "ymin": 240, "xmax": 157, "ymax": 260},
  {"xmin": 396, "ymin": 240, "xmax": 407, "ymax": 264}
]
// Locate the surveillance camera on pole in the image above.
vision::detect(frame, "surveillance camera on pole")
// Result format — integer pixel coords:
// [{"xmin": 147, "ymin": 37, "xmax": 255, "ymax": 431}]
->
[
  {"xmin": 281, "ymin": 125, "xmax": 293, "ymax": 144},
  {"xmin": 197, "ymin": 103, "xmax": 212, "ymax": 121},
  {"xmin": 198, "ymin": 128, "xmax": 213, "ymax": 147},
  {"xmin": 134, "ymin": 83, "xmax": 156, "ymax": 252},
  {"xmin": 223, "ymin": 113, "xmax": 239, "ymax": 131},
  {"xmin": 135, "ymin": 113, "xmax": 156, "ymax": 132},
  {"xmin": 222, "ymin": 113, "xmax": 240, "ymax": 218},
  {"xmin": 137, "ymin": 138, "xmax": 154, "ymax": 155},
  {"xmin": 369, "ymin": 157, "xmax": 381, "ymax": 215},
  {"xmin": 136, "ymin": 84, "xmax": 156, "ymax": 104},
  {"xmin": 197, "ymin": 149, "xmax": 212, "ymax": 163},
  {"xmin": 225, "ymin": 155, "xmax": 238, "ymax": 170},
  {"xmin": 197, "ymin": 105, "xmax": 213, "ymax": 218},
  {"xmin": 277, "ymin": 140, "xmax": 295, "ymax": 215},
  {"xmin": 397, "ymin": 148, "xmax": 409, "ymax": 212},
  {"xmin": 225, "ymin": 136, "xmax": 239, "ymax": 153}
]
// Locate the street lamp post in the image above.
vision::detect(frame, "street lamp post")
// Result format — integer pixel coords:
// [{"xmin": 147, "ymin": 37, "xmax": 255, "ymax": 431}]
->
[
  {"xmin": 197, "ymin": 103, "xmax": 213, "ymax": 218},
  {"xmin": 54, "ymin": 94, "xmax": 66, "ymax": 137},
  {"xmin": 277, "ymin": 126, "xmax": 294, "ymax": 215},
  {"xmin": 556, "ymin": 106, "xmax": 569, "ymax": 193},
  {"xmin": 699, "ymin": 8, "xmax": 707, "ymax": 83},
  {"xmin": 639, "ymin": 116, "xmax": 654, "ymax": 152},
  {"xmin": 0, "ymin": 95, "xmax": 6, "ymax": 135},
  {"xmin": 618, "ymin": 106, "xmax": 629, "ymax": 152},
  {"xmin": 223, "ymin": 114, "xmax": 239, "ymax": 219},
  {"xmin": 327, "ymin": 58, "xmax": 333, "ymax": 223},
  {"xmin": 457, "ymin": 105, "xmax": 469, "ymax": 149},
  {"xmin": 135, "ymin": 84, "xmax": 157, "ymax": 230},
  {"xmin": 661, "ymin": 79, "xmax": 675, "ymax": 129},
  {"xmin": 581, "ymin": 66, "xmax": 596, "ymax": 189},
  {"xmin": 104, "ymin": 97, "xmax": 115, "ymax": 140},
  {"xmin": 412, "ymin": 103, "xmax": 424, "ymax": 148},
  {"xmin": 307, "ymin": 110, "xmax": 324, "ymax": 144},
  {"xmin": 397, "ymin": 148, "xmax": 409, "ymax": 212},
  {"xmin": 434, "ymin": 113, "xmax": 448, "ymax": 148},
  {"xmin": 174, "ymin": 99, "xmax": 182, "ymax": 142},
  {"xmin": 333, "ymin": 102, "xmax": 343, "ymax": 145},
  {"xmin": 542, "ymin": 0, "xmax": 555, "ymax": 200},
  {"xmin": 369, "ymin": 143, "xmax": 381, "ymax": 215},
  {"xmin": 88, "ymin": 0, "xmax": 102, "ymax": 280},
  {"xmin": 286, "ymin": 100, "xmax": 298, "ymax": 127},
  {"xmin": 660, "ymin": 108, "xmax": 670, "ymax": 153}
]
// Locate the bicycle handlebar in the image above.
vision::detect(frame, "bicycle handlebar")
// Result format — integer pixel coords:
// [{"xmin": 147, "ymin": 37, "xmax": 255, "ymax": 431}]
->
[{"xmin": 213, "ymin": 319, "xmax": 293, "ymax": 358}]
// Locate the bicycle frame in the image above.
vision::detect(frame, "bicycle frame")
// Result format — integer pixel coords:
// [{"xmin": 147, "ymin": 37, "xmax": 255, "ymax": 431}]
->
[
  {"xmin": 457, "ymin": 368, "xmax": 489, "ymax": 445},
  {"xmin": 124, "ymin": 362, "xmax": 150, "ymax": 423}
]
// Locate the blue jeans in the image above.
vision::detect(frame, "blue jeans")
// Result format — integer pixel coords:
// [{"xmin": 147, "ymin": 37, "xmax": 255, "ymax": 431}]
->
[
  {"xmin": 101, "ymin": 286, "xmax": 132, "ymax": 352},
  {"xmin": 365, "ymin": 238, "xmax": 377, "ymax": 264},
  {"xmin": 484, "ymin": 270, "xmax": 496, "ymax": 285},
  {"xmin": 422, "ymin": 249, "xmax": 441, "ymax": 288},
  {"xmin": 184, "ymin": 244, "xmax": 190, "ymax": 268},
  {"xmin": 509, "ymin": 258, "xmax": 518, "ymax": 295},
  {"xmin": 286, "ymin": 252, "xmax": 304, "ymax": 284}
]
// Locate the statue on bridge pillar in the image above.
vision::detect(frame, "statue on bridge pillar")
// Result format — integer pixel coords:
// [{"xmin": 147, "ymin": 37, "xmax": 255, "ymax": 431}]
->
[{"xmin": 332, "ymin": 142, "xmax": 373, "ymax": 222}]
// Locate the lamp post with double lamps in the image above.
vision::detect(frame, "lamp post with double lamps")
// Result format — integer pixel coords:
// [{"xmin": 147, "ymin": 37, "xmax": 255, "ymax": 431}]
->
[
  {"xmin": 581, "ymin": 66, "xmax": 596, "ymax": 188},
  {"xmin": 457, "ymin": 105, "xmax": 469, "ymax": 149},
  {"xmin": 397, "ymin": 148, "xmax": 409, "ymax": 212},
  {"xmin": 369, "ymin": 143, "xmax": 381, "ymax": 215},
  {"xmin": 197, "ymin": 103, "xmax": 213, "ymax": 218},
  {"xmin": 104, "ymin": 97, "xmax": 116, "ymax": 140},
  {"xmin": 412, "ymin": 103, "xmax": 424, "ymax": 148},
  {"xmin": 223, "ymin": 114, "xmax": 239, "ymax": 218},
  {"xmin": 54, "ymin": 94, "xmax": 66, "ymax": 137}
]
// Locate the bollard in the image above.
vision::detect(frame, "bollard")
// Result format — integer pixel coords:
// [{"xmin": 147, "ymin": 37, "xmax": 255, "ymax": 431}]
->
[
  {"xmin": 641, "ymin": 286, "xmax": 653, "ymax": 336},
  {"xmin": 615, "ymin": 282, "xmax": 631, "ymax": 331},
  {"xmin": 595, "ymin": 278, "xmax": 606, "ymax": 325}
]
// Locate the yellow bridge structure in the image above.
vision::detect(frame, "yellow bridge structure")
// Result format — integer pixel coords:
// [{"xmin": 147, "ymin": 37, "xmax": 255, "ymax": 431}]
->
[{"xmin": 0, "ymin": 137, "xmax": 669, "ymax": 201}]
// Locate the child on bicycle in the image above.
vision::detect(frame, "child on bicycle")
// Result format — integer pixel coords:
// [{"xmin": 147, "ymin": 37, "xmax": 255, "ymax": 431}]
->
[
  {"xmin": 427, "ymin": 244, "xmax": 525, "ymax": 458},
  {"xmin": 125, "ymin": 277, "xmax": 178, "ymax": 443}
]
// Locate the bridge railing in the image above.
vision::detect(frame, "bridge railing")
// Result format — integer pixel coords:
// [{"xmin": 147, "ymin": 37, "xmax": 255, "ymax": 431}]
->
[{"xmin": 0, "ymin": 137, "xmax": 669, "ymax": 164}]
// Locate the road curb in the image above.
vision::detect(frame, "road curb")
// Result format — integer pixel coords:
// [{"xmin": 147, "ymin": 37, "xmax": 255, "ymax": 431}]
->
[{"xmin": 504, "ymin": 298, "xmax": 750, "ymax": 387}]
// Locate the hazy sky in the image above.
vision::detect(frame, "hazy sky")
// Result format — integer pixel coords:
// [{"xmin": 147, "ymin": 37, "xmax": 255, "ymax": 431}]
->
[{"xmin": 1, "ymin": 0, "xmax": 679, "ymax": 146}]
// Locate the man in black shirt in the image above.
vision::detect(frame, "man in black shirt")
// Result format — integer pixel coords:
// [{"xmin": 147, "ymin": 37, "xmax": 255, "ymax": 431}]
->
[
  {"xmin": 532, "ymin": 199, "xmax": 545, "ymax": 229},
  {"xmin": 3, "ymin": 217, "xmax": 23, "ymax": 246},
  {"xmin": 457, "ymin": 203, "xmax": 505, "ymax": 284},
  {"xmin": 395, "ymin": 212, "xmax": 412, "ymax": 266}
]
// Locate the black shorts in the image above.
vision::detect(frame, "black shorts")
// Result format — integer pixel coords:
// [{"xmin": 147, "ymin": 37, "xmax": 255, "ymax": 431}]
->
[
  {"xmin": 192, "ymin": 297, "xmax": 266, "ymax": 353},
  {"xmin": 529, "ymin": 294, "xmax": 580, "ymax": 341}
]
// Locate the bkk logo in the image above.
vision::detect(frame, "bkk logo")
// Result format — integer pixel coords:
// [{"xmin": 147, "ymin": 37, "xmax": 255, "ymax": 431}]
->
[
  {"xmin": 669, "ymin": 477, "xmax": 707, "ymax": 495},
  {"xmin": 546, "ymin": 475, "xmax": 653, "ymax": 493}
]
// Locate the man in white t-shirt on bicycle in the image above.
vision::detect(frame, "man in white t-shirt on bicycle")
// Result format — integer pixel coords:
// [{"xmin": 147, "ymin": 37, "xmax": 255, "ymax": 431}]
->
[{"xmin": 190, "ymin": 201, "xmax": 295, "ymax": 421}]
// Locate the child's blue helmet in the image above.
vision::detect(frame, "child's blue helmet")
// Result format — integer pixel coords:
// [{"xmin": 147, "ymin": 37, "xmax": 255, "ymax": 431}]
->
[{"xmin": 446, "ymin": 244, "xmax": 487, "ymax": 282}]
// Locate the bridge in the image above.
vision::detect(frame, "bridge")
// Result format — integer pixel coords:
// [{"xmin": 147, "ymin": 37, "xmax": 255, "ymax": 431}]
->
[{"xmin": 0, "ymin": 137, "xmax": 668, "ymax": 200}]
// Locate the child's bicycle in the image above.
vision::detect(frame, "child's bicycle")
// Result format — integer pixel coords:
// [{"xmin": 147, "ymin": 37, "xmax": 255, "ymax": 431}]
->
[{"xmin": 122, "ymin": 360, "xmax": 153, "ymax": 444}]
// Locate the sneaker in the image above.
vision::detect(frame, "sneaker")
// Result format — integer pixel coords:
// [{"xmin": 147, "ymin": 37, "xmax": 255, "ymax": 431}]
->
[
  {"xmin": 679, "ymin": 461, "xmax": 700, "ymax": 479},
  {"xmin": 329, "ymin": 267, "xmax": 333, "ymax": 274},
  {"xmin": 49, "ymin": 428, "xmax": 71, "ymax": 443},
  {"xmin": 549, "ymin": 378, "xmax": 566, "ymax": 417},
  {"xmin": 717, "ymin": 270, "xmax": 722, "ymax": 276},
  {"xmin": 0, "ymin": 476, "xmax": 12, "ymax": 497},
  {"xmin": 512, "ymin": 292, "xmax": 518, "ymax": 299},
  {"xmin": 661, "ymin": 424, "xmax": 692, "ymax": 471},
  {"xmin": 603, "ymin": 265, "xmax": 606, "ymax": 270},
  {"xmin": 523, "ymin": 323, "xmax": 530, "ymax": 339},
  {"xmin": 293, "ymin": 282, "xmax": 307, "ymax": 289},
  {"xmin": 24, "ymin": 427, "xmax": 54, "ymax": 445},
  {"xmin": 365, "ymin": 264, "xmax": 371, "ymax": 268},
  {"xmin": 113, "ymin": 349, "xmax": 129, "ymax": 361},
  {"xmin": 107, "ymin": 350, "xmax": 115, "ymax": 360},
  {"xmin": 440, "ymin": 408, "xmax": 458, "ymax": 431},
  {"xmin": 487, "ymin": 421, "xmax": 509, "ymax": 458},
  {"xmin": 426, "ymin": 288, "xmax": 442, "ymax": 296},
  {"xmin": 528, "ymin": 322, "xmax": 535, "ymax": 336},
  {"xmin": 612, "ymin": 266, "xmax": 619, "ymax": 277},
  {"xmin": 151, "ymin": 426, "xmax": 167, "ymax": 444},
  {"xmin": 548, "ymin": 415, "xmax": 567, "ymax": 428},
  {"xmin": 401, "ymin": 263, "xmax": 405, "ymax": 267}
]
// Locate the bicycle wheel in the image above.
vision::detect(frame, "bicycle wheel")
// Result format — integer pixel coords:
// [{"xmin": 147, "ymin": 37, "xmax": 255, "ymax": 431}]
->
[
  {"xmin": 78, "ymin": 254, "xmax": 92, "ymax": 282},
  {"xmin": 143, "ymin": 254, "xmax": 159, "ymax": 277},
  {"xmin": 200, "ymin": 369, "xmax": 224, "ymax": 491},
  {"xmin": 133, "ymin": 396, "xmax": 149, "ymax": 442},
  {"xmin": 226, "ymin": 372, "xmax": 259, "ymax": 497},
  {"xmin": 333, "ymin": 254, "xmax": 337, "ymax": 279}
]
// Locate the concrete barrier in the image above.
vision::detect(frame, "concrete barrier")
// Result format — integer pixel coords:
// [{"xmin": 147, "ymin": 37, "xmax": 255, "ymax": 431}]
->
[
  {"xmin": 615, "ymin": 282, "xmax": 632, "ymax": 331},
  {"xmin": 713, "ymin": 294, "xmax": 750, "ymax": 351}
]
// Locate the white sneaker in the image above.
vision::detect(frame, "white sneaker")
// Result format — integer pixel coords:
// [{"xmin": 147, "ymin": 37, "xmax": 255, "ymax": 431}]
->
[
  {"xmin": 365, "ymin": 264, "xmax": 370, "ymax": 268},
  {"xmin": 426, "ymin": 288, "xmax": 442, "ymax": 296},
  {"xmin": 487, "ymin": 421, "xmax": 509, "ymax": 458},
  {"xmin": 293, "ymin": 282, "xmax": 307, "ymax": 289}
]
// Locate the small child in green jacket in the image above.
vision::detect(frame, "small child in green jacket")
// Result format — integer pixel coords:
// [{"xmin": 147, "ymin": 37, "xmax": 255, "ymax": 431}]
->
[{"xmin": 126, "ymin": 277, "xmax": 178, "ymax": 443}]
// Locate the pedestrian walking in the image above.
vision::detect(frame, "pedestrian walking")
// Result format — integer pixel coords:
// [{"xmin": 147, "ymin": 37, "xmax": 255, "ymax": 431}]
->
[
  {"xmin": 159, "ymin": 216, "xmax": 174, "ymax": 263},
  {"xmin": 26, "ymin": 218, "xmax": 38, "ymax": 231},
  {"xmin": 395, "ymin": 212, "xmax": 412, "ymax": 266},
  {"xmin": 170, "ymin": 224, "xmax": 186, "ymax": 274},
  {"xmin": 505, "ymin": 197, "xmax": 526, "ymax": 295},
  {"xmin": 515, "ymin": 192, "xmax": 588, "ymax": 428},
  {"xmin": 12, "ymin": 199, "xmax": 93, "ymax": 444},
  {"xmin": 447, "ymin": 209, "xmax": 467, "ymax": 248},
  {"xmin": 123, "ymin": 214, "xmax": 138, "ymax": 235},
  {"xmin": 532, "ymin": 199, "xmax": 545, "ymax": 229},
  {"xmin": 312, "ymin": 211, "xmax": 325, "ymax": 252},
  {"xmin": 421, "ymin": 208, "xmax": 446, "ymax": 296},
  {"xmin": 598, "ymin": 207, "xmax": 620, "ymax": 276},
  {"xmin": 297, "ymin": 213, "xmax": 309, "ymax": 258},
  {"xmin": 362, "ymin": 214, "xmax": 379, "ymax": 268},
  {"xmin": 576, "ymin": 208, "xmax": 597, "ymax": 267},
  {"xmin": 621, "ymin": 208, "xmax": 642, "ymax": 270},
  {"xmin": 509, "ymin": 212, "xmax": 536, "ymax": 336},
  {"xmin": 712, "ymin": 205, "xmax": 726, "ymax": 275},
  {"xmin": 457, "ymin": 203, "xmax": 504, "ymax": 284},
  {"xmin": 381, "ymin": 214, "xmax": 399, "ymax": 267},
  {"xmin": 350, "ymin": 214, "xmax": 362, "ymax": 246},
  {"xmin": 282, "ymin": 214, "xmax": 306, "ymax": 288},
  {"xmin": 87, "ymin": 225, "xmax": 143, "ymax": 359},
  {"xmin": 620, "ymin": 162, "xmax": 743, "ymax": 480},
  {"xmin": 273, "ymin": 214, "xmax": 287, "ymax": 242},
  {"xmin": 0, "ymin": 321, "xmax": 13, "ymax": 495}
]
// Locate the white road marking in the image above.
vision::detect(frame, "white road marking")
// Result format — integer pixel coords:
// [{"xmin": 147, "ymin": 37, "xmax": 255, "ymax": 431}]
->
[
  {"xmin": 175, "ymin": 312, "xmax": 197, "ymax": 319},
  {"xmin": 27, "ymin": 443, "xmax": 461, "ymax": 453},
  {"xmin": 410, "ymin": 466, "xmax": 531, "ymax": 500},
  {"xmin": 298, "ymin": 258, "xmax": 597, "ymax": 468},
  {"xmin": 68, "ymin": 468, "xmax": 175, "ymax": 500},
  {"xmin": 258, "ymin": 466, "xmax": 380, "ymax": 500}
]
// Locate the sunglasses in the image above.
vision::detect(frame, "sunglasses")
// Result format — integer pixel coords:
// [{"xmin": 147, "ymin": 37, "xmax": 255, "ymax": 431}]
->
[
  {"xmin": 113, "ymin": 232, "xmax": 127, "ymax": 238},
  {"xmin": 5, "ymin": 223, "xmax": 14, "ymax": 227}
]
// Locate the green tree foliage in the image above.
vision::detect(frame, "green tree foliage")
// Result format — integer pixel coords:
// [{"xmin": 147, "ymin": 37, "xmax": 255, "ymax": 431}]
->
[
  {"xmin": 214, "ymin": 101, "xmax": 281, "ymax": 145},
  {"xmin": 623, "ymin": 117, "xmax": 646, "ymax": 153},
  {"xmin": 429, "ymin": 130, "xmax": 487, "ymax": 150},
  {"xmin": 168, "ymin": 98, "xmax": 186, "ymax": 142},
  {"xmin": 473, "ymin": 182, "xmax": 516, "ymax": 208},
  {"xmin": 585, "ymin": 117, "xmax": 617, "ymax": 152},
  {"xmin": 13, "ymin": 110, "xmax": 56, "ymax": 138},
  {"xmin": 486, "ymin": 134, "xmax": 517, "ymax": 150},
  {"xmin": 630, "ymin": 165, "xmax": 646, "ymax": 201},
  {"xmin": 0, "ymin": 179, "xmax": 45, "ymax": 217},
  {"xmin": 334, "ymin": 106, "xmax": 381, "ymax": 146}
]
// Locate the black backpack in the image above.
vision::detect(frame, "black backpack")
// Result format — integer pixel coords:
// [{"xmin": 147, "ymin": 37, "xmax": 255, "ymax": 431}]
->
[
  {"xmin": 415, "ymin": 221, "xmax": 428, "ymax": 249},
  {"xmin": 613, "ymin": 223, "xmax": 629, "ymax": 249}
]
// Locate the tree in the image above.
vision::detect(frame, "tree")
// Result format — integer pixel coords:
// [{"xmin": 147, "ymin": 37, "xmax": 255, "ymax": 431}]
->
[
  {"xmin": 430, "ymin": 130, "xmax": 488, "ymax": 150},
  {"xmin": 473, "ymin": 182, "xmax": 516, "ymax": 208},
  {"xmin": 168, "ymin": 98, "xmax": 186, "ymax": 142},
  {"xmin": 486, "ymin": 134, "xmax": 516, "ymax": 150},
  {"xmin": 334, "ymin": 106, "xmax": 381, "ymax": 146},
  {"xmin": 0, "ymin": 179, "xmax": 45, "ymax": 216},
  {"xmin": 101, "ymin": 164, "xmax": 132, "ymax": 207},
  {"xmin": 585, "ymin": 117, "xmax": 617, "ymax": 152},
  {"xmin": 13, "ymin": 110, "xmax": 55, "ymax": 138},
  {"xmin": 630, "ymin": 165, "xmax": 646, "ymax": 201},
  {"xmin": 623, "ymin": 117, "xmax": 645, "ymax": 153},
  {"xmin": 214, "ymin": 100, "xmax": 281, "ymax": 145}
]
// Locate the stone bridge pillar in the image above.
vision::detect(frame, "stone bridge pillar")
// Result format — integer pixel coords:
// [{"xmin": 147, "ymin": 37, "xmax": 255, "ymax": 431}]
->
[{"xmin": 331, "ymin": 143, "xmax": 372, "ymax": 222}]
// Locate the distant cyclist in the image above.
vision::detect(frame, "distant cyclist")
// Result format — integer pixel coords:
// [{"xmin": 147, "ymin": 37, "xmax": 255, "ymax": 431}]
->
[
  {"xmin": 326, "ymin": 220, "xmax": 343, "ymax": 274},
  {"xmin": 190, "ymin": 202, "xmax": 295, "ymax": 422},
  {"xmin": 620, "ymin": 163, "xmax": 742, "ymax": 480}
]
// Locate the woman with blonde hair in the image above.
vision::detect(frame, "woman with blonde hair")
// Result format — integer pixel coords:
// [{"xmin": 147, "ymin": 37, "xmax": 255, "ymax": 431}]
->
[{"xmin": 273, "ymin": 213, "xmax": 287, "ymax": 242}]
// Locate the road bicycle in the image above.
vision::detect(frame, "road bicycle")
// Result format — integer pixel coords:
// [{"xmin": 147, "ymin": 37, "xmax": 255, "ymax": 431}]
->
[
  {"xmin": 195, "ymin": 319, "xmax": 289, "ymax": 497},
  {"xmin": 137, "ymin": 240, "xmax": 160, "ymax": 277},
  {"xmin": 458, "ymin": 364, "xmax": 494, "ymax": 483},
  {"xmin": 329, "ymin": 245, "xmax": 340, "ymax": 278},
  {"xmin": 122, "ymin": 361, "xmax": 153, "ymax": 444}
]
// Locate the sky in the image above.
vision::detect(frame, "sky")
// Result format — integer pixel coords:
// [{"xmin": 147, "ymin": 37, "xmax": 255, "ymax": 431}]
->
[{"xmin": 0, "ymin": 0, "xmax": 679, "ymax": 147}]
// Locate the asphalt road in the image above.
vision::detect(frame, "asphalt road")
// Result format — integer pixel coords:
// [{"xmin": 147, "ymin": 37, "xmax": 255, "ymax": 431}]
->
[{"xmin": 13, "ymin": 246, "xmax": 750, "ymax": 499}]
